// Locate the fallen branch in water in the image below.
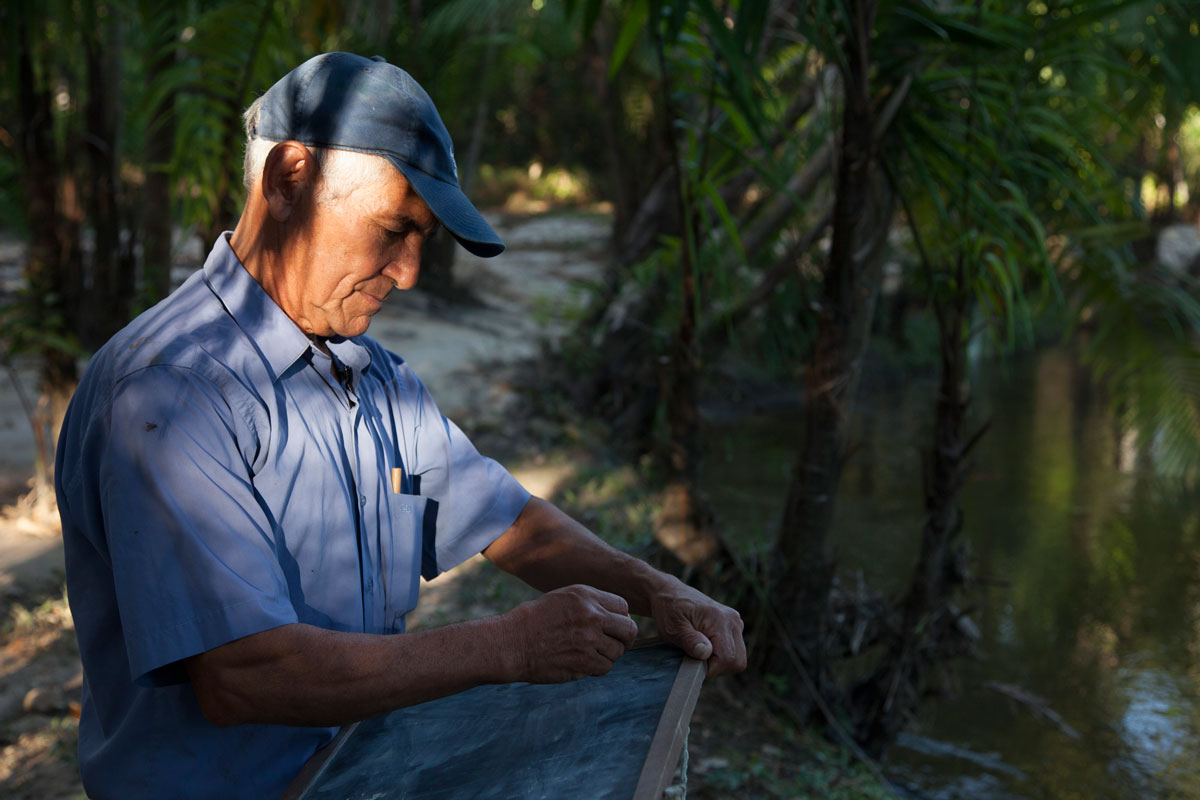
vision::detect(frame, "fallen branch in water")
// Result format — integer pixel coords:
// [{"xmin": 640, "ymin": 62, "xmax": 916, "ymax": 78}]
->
[{"xmin": 981, "ymin": 680, "xmax": 1082, "ymax": 740}]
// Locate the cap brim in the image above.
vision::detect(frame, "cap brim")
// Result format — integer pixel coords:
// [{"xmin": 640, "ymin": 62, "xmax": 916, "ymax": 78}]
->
[{"xmin": 388, "ymin": 158, "xmax": 505, "ymax": 258}]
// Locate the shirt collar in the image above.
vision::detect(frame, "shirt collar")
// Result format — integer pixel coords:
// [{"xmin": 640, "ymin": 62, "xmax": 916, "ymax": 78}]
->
[
  {"xmin": 202, "ymin": 233, "xmax": 312, "ymax": 382},
  {"xmin": 326, "ymin": 337, "xmax": 370, "ymax": 392},
  {"xmin": 202, "ymin": 234, "xmax": 374, "ymax": 384}
]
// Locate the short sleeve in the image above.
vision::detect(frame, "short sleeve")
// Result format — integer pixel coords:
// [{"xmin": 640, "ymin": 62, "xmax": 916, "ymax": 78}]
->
[
  {"xmin": 402, "ymin": 371, "xmax": 530, "ymax": 578},
  {"xmin": 100, "ymin": 366, "xmax": 297, "ymax": 685}
]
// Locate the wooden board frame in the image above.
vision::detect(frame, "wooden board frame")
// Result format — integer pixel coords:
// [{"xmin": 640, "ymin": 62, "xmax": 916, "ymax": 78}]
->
[
  {"xmin": 632, "ymin": 648, "xmax": 707, "ymax": 799},
  {"xmin": 281, "ymin": 723, "xmax": 357, "ymax": 800},
  {"xmin": 282, "ymin": 640, "xmax": 706, "ymax": 800}
]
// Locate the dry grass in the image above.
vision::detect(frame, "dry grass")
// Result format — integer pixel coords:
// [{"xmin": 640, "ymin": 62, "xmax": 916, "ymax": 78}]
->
[{"xmin": 0, "ymin": 588, "xmax": 83, "ymax": 800}]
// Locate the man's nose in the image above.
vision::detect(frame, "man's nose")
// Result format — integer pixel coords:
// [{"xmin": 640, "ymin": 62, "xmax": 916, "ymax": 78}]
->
[{"xmin": 382, "ymin": 249, "xmax": 421, "ymax": 290}]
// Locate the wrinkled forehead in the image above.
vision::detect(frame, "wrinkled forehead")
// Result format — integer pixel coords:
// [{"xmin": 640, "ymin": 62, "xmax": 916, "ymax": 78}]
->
[{"xmin": 355, "ymin": 167, "xmax": 437, "ymax": 229}]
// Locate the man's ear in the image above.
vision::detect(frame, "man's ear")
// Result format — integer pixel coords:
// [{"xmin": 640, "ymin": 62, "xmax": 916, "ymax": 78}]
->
[{"xmin": 261, "ymin": 141, "xmax": 315, "ymax": 222}]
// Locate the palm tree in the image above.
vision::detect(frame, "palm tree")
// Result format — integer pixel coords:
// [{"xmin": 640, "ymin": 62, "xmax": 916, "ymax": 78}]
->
[{"xmin": 565, "ymin": 0, "xmax": 1200, "ymax": 759}]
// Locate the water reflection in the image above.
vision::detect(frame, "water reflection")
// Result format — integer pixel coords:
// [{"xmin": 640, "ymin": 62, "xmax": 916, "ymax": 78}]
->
[
  {"xmin": 700, "ymin": 349, "xmax": 1200, "ymax": 799},
  {"xmin": 1114, "ymin": 668, "xmax": 1197, "ymax": 795}
]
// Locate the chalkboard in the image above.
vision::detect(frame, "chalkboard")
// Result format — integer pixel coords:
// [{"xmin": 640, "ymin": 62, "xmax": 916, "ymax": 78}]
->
[{"xmin": 282, "ymin": 642, "xmax": 705, "ymax": 800}]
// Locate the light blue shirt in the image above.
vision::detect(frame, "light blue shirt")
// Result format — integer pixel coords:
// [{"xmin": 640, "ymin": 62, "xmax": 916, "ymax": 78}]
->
[{"xmin": 55, "ymin": 234, "xmax": 531, "ymax": 799}]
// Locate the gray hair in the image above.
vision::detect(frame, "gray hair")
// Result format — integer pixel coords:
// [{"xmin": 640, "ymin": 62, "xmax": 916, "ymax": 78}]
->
[{"xmin": 242, "ymin": 95, "xmax": 392, "ymax": 205}]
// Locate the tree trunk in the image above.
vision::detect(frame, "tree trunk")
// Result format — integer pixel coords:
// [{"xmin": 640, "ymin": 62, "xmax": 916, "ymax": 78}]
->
[
  {"xmin": 614, "ymin": 167, "xmax": 682, "ymax": 269},
  {"xmin": 417, "ymin": 227, "xmax": 464, "ymax": 301},
  {"xmin": 909, "ymin": 292, "xmax": 971, "ymax": 624},
  {"xmin": 408, "ymin": 0, "xmax": 422, "ymax": 38},
  {"xmin": 849, "ymin": 282, "xmax": 976, "ymax": 757},
  {"xmin": 417, "ymin": 12, "xmax": 500, "ymax": 302},
  {"xmin": 1153, "ymin": 117, "xmax": 1181, "ymax": 225},
  {"xmin": 202, "ymin": 0, "xmax": 274, "ymax": 244},
  {"xmin": 769, "ymin": 0, "xmax": 890, "ymax": 705},
  {"xmin": 585, "ymin": 19, "xmax": 644, "ymax": 246},
  {"xmin": 82, "ymin": 3, "xmax": 134, "ymax": 346},
  {"xmin": 649, "ymin": 25, "xmax": 720, "ymax": 570},
  {"xmin": 460, "ymin": 15, "xmax": 498, "ymax": 197},
  {"xmin": 14, "ymin": 6, "xmax": 79, "ymax": 493},
  {"xmin": 141, "ymin": 0, "xmax": 177, "ymax": 305}
]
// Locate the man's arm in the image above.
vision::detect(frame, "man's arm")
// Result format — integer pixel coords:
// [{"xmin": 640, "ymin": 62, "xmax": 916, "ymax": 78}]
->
[
  {"xmin": 186, "ymin": 496, "xmax": 744, "ymax": 729},
  {"xmin": 186, "ymin": 583, "xmax": 638, "ymax": 727},
  {"xmin": 483, "ymin": 496, "xmax": 747, "ymax": 678}
]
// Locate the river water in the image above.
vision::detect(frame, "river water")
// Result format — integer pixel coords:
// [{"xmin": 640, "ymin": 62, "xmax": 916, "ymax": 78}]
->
[{"xmin": 701, "ymin": 349, "xmax": 1200, "ymax": 799}]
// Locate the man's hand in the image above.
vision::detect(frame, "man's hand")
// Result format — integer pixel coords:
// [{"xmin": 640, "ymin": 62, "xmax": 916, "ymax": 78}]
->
[
  {"xmin": 500, "ymin": 585, "xmax": 639, "ymax": 684},
  {"xmin": 485, "ymin": 497, "xmax": 746, "ymax": 678},
  {"xmin": 651, "ymin": 578, "xmax": 746, "ymax": 679}
]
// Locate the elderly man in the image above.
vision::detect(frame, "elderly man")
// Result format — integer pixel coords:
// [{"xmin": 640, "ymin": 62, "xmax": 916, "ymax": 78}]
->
[{"xmin": 55, "ymin": 52, "xmax": 744, "ymax": 799}]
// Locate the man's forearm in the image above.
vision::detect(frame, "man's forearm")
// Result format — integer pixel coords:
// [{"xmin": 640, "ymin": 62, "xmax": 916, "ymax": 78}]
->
[
  {"xmin": 188, "ymin": 494, "xmax": 738, "ymax": 730},
  {"xmin": 484, "ymin": 496, "xmax": 747, "ymax": 677},
  {"xmin": 483, "ymin": 496, "xmax": 679, "ymax": 616},
  {"xmin": 186, "ymin": 578, "xmax": 640, "ymax": 728},
  {"xmin": 187, "ymin": 616, "xmax": 518, "ymax": 727}
]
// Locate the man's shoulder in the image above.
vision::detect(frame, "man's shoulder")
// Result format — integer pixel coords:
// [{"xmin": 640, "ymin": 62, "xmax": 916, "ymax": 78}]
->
[
  {"xmin": 81, "ymin": 269, "xmax": 260, "ymax": 402},
  {"xmin": 58, "ymin": 269, "xmax": 267, "ymax": 495}
]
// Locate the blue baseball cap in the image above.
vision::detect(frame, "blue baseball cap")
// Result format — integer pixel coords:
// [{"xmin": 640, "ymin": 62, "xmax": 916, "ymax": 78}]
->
[{"xmin": 253, "ymin": 52, "xmax": 504, "ymax": 257}]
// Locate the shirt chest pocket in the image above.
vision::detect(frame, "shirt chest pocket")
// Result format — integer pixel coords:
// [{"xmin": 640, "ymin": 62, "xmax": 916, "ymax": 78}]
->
[{"xmin": 379, "ymin": 493, "xmax": 430, "ymax": 633}]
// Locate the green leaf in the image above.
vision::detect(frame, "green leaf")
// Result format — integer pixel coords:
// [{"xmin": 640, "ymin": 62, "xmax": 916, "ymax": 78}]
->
[{"xmin": 609, "ymin": 0, "xmax": 650, "ymax": 78}]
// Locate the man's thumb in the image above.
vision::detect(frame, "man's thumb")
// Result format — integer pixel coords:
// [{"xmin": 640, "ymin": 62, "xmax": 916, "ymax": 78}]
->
[{"xmin": 683, "ymin": 632, "xmax": 713, "ymax": 660}]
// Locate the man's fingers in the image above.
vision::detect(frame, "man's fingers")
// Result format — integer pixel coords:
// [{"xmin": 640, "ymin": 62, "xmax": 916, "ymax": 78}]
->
[
  {"xmin": 704, "ymin": 629, "xmax": 747, "ymax": 678},
  {"xmin": 680, "ymin": 629, "xmax": 713, "ymax": 661},
  {"xmin": 507, "ymin": 585, "xmax": 641, "ymax": 684},
  {"xmin": 557, "ymin": 584, "xmax": 629, "ymax": 616},
  {"xmin": 655, "ymin": 594, "xmax": 746, "ymax": 677},
  {"xmin": 600, "ymin": 610, "xmax": 639, "ymax": 646},
  {"xmin": 593, "ymin": 633, "xmax": 627, "ymax": 666},
  {"xmin": 565, "ymin": 584, "xmax": 634, "ymax": 644},
  {"xmin": 591, "ymin": 588, "xmax": 630, "ymax": 616}
]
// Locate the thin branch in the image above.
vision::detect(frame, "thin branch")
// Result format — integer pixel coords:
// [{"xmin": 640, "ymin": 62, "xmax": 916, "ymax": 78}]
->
[
  {"xmin": 701, "ymin": 205, "xmax": 833, "ymax": 346},
  {"xmin": 741, "ymin": 73, "xmax": 910, "ymax": 258},
  {"xmin": 2, "ymin": 359, "xmax": 40, "ymax": 443},
  {"xmin": 961, "ymin": 418, "xmax": 992, "ymax": 458}
]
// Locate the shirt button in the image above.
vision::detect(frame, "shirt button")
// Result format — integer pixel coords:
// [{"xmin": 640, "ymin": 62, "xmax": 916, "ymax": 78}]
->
[
  {"xmin": 359, "ymin": 494, "xmax": 367, "ymax": 506},
  {"xmin": 366, "ymin": 579, "xmax": 374, "ymax": 592}
]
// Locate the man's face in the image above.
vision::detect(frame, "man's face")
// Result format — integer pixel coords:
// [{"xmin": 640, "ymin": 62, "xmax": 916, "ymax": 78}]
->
[{"xmin": 285, "ymin": 167, "xmax": 437, "ymax": 339}]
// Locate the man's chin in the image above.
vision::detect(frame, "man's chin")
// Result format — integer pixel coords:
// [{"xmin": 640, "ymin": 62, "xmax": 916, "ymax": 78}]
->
[{"xmin": 333, "ymin": 317, "xmax": 375, "ymax": 339}]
